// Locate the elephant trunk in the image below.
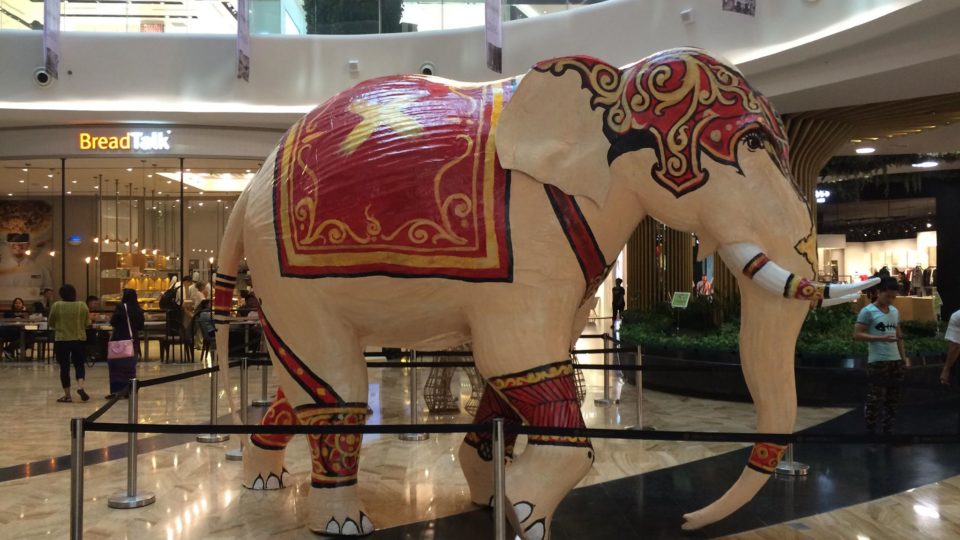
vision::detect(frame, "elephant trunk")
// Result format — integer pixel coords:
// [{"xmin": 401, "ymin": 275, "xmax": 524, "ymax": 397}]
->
[{"xmin": 681, "ymin": 274, "xmax": 807, "ymax": 530}]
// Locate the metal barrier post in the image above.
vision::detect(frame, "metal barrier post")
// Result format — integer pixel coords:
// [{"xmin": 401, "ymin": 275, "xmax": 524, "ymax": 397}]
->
[
  {"xmin": 594, "ymin": 335, "xmax": 614, "ymax": 407},
  {"xmin": 70, "ymin": 417, "xmax": 84, "ymax": 540},
  {"xmin": 226, "ymin": 357, "xmax": 248, "ymax": 461},
  {"xmin": 629, "ymin": 344, "xmax": 654, "ymax": 431},
  {"xmin": 399, "ymin": 350, "xmax": 428, "ymax": 441},
  {"xmin": 492, "ymin": 418, "xmax": 506, "ymax": 540},
  {"xmin": 197, "ymin": 368, "xmax": 230, "ymax": 443},
  {"xmin": 253, "ymin": 363, "xmax": 271, "ymax": 407},
  {"xmin": 775, "ymin": 444, "xmax": 809, "ymax": 476},
  {"xmin": 108, "ymin": 379, "xmax": 156, "ymax": 508}
]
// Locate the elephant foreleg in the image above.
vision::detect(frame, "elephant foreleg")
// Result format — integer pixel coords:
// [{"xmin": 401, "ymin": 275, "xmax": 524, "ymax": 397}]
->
[
  {"xmin": 458, "ymin": 383, "xmax": 522, "ymax": 506},
  {"xmin": 491, "ymin": 360, "xmax": 594, "ymax": 540},
  {"xmin": 243, "ymin": 387, "xmax": 296, "ymax": 490},
  {"xmin": 297, "ymin": 405, "xmax": 374, "ymax": 536}
]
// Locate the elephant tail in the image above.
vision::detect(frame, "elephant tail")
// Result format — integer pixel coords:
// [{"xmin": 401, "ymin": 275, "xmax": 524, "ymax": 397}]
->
[{"xmin": 214, "ymin": 188, "xmax": 250, "ymax": 427}]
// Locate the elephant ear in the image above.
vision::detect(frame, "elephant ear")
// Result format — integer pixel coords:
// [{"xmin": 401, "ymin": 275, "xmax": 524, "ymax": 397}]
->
[{"xmin": 496, "ymin": 56, "xmax": 624, "ymax": 206}]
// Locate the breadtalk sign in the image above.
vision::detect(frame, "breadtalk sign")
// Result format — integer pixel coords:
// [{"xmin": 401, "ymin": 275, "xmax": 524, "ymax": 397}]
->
[{"xmin": 78, "ymin": 130, "xmax": 171, "ymax": 152}]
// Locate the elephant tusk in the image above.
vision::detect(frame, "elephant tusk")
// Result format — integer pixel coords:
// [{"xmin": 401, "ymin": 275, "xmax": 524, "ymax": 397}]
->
[
  {"xmin": 815, "ymin": 293, "xmax": 861, "ymax": 309},
  {"xmin": 719, "ymin": 243, "xmax": 880, "ymax": 302}
]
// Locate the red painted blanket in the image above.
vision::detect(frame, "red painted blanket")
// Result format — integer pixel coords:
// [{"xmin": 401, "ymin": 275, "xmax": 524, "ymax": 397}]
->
[{"xmin": 273, "ymin": 76, "xmax": 517, "ymax": 281}]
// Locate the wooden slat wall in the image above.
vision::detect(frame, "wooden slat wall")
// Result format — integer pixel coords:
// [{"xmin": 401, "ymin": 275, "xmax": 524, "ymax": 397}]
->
[{"xmin": 626, "ymin": 217, "xmax": 692, "ymax": 311}]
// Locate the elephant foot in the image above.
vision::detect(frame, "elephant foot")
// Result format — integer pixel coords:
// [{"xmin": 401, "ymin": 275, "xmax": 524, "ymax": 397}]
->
[
  {"xmin": 242, "ymin": 441, "xmax": 290, "ymax": 490},
  {"xmin": 457, "ymin": 438, "xmax": 499, "ymax": 507},
  {"xmin": 307, "ymin": 485, "xmax": 375, "ymax": 537},
  {"xmin": 504, "ymin": 444, "xmax": 594, "ymax": 540}
]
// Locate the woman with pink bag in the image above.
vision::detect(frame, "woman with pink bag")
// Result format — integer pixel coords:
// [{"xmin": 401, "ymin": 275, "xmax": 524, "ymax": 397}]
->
[{"xmin": 105, "ymin": 288, "xmax": 145, "ymax": 399}]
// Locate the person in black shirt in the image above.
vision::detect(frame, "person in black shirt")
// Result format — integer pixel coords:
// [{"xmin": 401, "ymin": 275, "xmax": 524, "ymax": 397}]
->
[
  {"xmin": 612, "ymin": 278, "xmax": 626, "ymax": 322},
  {"xmin": 106, "ymin": 289, "xmax": 145, "ymax": 398}
]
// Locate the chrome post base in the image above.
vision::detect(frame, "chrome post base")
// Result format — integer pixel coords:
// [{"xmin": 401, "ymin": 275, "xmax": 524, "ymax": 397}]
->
[
  {"xmin": 252, "ymin": 399, "xmax": 272, "ymax": 407},
  {"xmin": 107, "ymin": 492, "xmax": 156, "ymax": 509},
  {"xmin": 593, "ymin": 398, "xmax": 619, "ymax": 407},
  {"xmin": 196, "ymin": 433, "xmax": 230, "ymax": 443},
  {"xmin": 225, "ymin": 448, "xmax": 243, "ymax": 461},
  {"xmin": 775, "ymin": 461, "xmax": 810, "ymax": 476},
  {"xmin": 398, "ymin": 433, "xmax": 429, "ymax": 442}
]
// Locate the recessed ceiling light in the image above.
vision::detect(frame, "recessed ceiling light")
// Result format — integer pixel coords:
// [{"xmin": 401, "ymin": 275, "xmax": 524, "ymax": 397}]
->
[
  {"xmin": 47, "ymin": 174, "xmax": 53, "ymax": 178},
  {"xmin": 21, "ymin": 168, "xmax": 27, "ymax": 172},
  {"xmin": 6, "ymin": 193, "xmax": 11, "ymax": 196},
  {"xmin": 18, "ymin": 180, "xmax": 24, "ymax": 184},
  {"xmin": 912, "ymin": 161, "xmax": 938, "ymax": 168},
  {"xmin": 855, "ymin": 147, "xmax": 875, "ymax": 154},
  {"xmin": 148, "ymin": 174, "xmax": 153, "ymax": 178},
  {"xmin": 66, "ymin": 191, "xmax": 72, "ymax": 195},
  {"xmin": 126, "ymin": 168, "xmax": 133, "ymax": 172},
  {"xmin": 71, "ymin": 180, "xmax": 77, "ymax": 184},
  {"xmin": 94, "ymin": 186, "xmax": 99, "ymax": 189},
  {"xmin": 43, "ymin": 185, "xmax": 49, "ymax": 189}
]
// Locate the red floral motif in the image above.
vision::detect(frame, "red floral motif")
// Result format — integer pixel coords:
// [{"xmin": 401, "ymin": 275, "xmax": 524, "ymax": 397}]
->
[
  {"xmin": 747, "ymin": 442, "xmax": 787, "ymax": 474},
  {"xmin": 300, "ymin": 407, "xmax": 368, "ymax": 488},
  {"xmin": 250, "ymin": 388, "xmax": 298, "ymax": 451}
]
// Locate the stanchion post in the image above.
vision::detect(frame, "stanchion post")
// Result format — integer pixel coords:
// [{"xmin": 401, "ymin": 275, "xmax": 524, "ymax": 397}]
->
[
  {"xmin": 197, "ymin": 367, "xmax": 230, "ymax": 443},
  {"xmin": 70, "ymin": 417, "xmax": 84, "ymax": 540},
  {"xmin": 594, "ymin": 334, "xmax": 614, "ymax": 407},
  {"xmin": 399, "ymin": 350, "xmax": 428, "ymax": 441},
  {"xmin": 493, "ymin": 418, "xmax": 506, "ymax": 540},
  {"xmin": 108, "ymin": 379, "xmax": 156, "ymax": 508},
  {"xmin": 226, "ymin": 357, "xmax": 248, "ymax": 461},
  {"xmin": 253, "ymin": 361, "xmax": 270, "ymax": 407},
  {"xmin": 629, "ymin": 344, "xmax": 654, "ymax": 431},
  {"xmin": 775, "ymin": 444, "xmax": 809, "ymax": 476}
]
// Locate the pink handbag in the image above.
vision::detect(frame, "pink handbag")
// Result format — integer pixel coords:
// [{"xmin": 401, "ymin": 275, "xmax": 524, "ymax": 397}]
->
[{"xmin": 107, "ymin": 304, "xmax": 137, "ymax": 360}]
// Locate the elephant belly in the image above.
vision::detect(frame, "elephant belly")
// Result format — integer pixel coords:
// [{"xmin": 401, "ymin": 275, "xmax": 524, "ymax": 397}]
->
[{"xmin": 272, "ymin": 76, "xmax": 517, "ymax": 283}]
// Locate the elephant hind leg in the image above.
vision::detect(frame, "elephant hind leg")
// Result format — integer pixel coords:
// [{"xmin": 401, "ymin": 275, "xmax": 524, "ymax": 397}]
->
[
  {"xmin": 458, "ymin": 383, "xmax": 522, "ymax": 507},
  {"xmin": 243, "ymin": 388, "xmax": 296, "ymax": 490}
]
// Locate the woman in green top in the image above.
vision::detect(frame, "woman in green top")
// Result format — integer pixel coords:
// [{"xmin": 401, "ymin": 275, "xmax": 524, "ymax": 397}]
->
[{"xmin": 48, "ymin": 284, "xmax": 90, "ymax": 402}]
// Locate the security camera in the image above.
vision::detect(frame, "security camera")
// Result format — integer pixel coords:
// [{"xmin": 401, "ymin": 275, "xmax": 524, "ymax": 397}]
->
[
  {"xmin": 419, "ymin": 62, "xmax": 436, "ymax": 76},
  {"xmin": 33, "ymin": 67, "xmax": 53, "ymax": 88}
]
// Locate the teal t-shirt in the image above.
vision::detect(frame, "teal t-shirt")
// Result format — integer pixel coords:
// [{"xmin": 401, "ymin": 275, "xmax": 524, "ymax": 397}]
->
[{"xmin": 856, "ymin": 303, "xmax": 901, "ymax": 363}]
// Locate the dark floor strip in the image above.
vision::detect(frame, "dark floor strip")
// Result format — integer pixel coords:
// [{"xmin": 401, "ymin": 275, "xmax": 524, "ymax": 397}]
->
[
  {"xmin": 377, "ymin": 387, "xmax": 960, "ymax": 539},
  {"xmin": 0, "ymin": 407, "xmax": 262, "ymax": 483}
]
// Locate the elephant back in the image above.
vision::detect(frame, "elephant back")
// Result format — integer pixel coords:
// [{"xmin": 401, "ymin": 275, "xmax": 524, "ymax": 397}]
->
[{"xmin": 271, "ymin": 75, "xmax": 518, "ymax": 282}]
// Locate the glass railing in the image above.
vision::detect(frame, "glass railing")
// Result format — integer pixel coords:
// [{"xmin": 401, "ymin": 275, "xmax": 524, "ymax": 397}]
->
[{"xmin": 0, "ymin": 0, "xmax": 606, "ymax": 35}]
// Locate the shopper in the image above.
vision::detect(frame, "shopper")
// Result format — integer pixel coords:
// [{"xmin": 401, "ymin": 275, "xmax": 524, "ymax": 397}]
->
[
  {"xmin": 853, "ymin": 277, "xmax": 911, "ymax": 434},
  {"xmin": 48, "ymin": 284, "xmax": 90, "ymax": 403},
  {"xmin": 612, "ymin": 278, "xmax": 626, "ymax": 322},
  {"xmin": 941, "ymin": 308, "xmax": 960, "ymax": 386},
  {"xmin": 32, "ymin": 287, "xmax": 55, "ymax": 316},
  {"xmin": 106, "ymin": 289, "xmax": 145, "ymax": 399}
]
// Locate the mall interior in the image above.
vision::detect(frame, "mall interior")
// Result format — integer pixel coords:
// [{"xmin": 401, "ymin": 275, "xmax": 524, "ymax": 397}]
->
[{"xmin": 1, "ymin": 1, "xmax": 959, "ymax": 539}]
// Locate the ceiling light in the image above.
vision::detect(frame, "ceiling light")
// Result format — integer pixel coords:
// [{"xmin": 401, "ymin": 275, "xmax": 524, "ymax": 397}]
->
[
  {"xmin": 43, "ymin": 185, "xmax": 49, "ymax": 189},
  {"xmin": 927, "ymin": 222, "xmax": 933, "ymax": 228},
  {"xmin": 49, "ymin": 250, "xmax": 56, "ymax": 257},
  {"xmin": 6, "ymin": 193, "xmax": 11, "ymax": 197},
  {"xmin": 94, "ymin": 186, "xmax": 99, "ymax": 189},
  {"xmin": 126, "ymin": 168, "xmax": 133, "ymax": 172},
  {"xmin": 72, "ymin": 180, "xmax": 77, "ymax": 184},
  {"xmin": 66, "ymin": 191, "xmax": 72, "ymax": 194},
  {"xmin": 912, "ymin": 161, "xmax": 938, "ymax": 168},
  {"xmin": 855, "ymin": 147, "xmax": 875, "ymax": 154},
  {"xmin": 148, "ymin": 174, "xmax": 153, "ymax": 178},
  {"xmin": 156, "ymin": 172, "xmax": 252, "ymax": 193},
  {"xmin": 47, "ymin": 174, "xmax": 53, "ymax": 178},
  {"xmin": 21, "ymin": 168, "xmax": 27, "ymax": 172},
  {"xmin": 18, "ymin": 180, "xmax": 24, "ymax": 183}
]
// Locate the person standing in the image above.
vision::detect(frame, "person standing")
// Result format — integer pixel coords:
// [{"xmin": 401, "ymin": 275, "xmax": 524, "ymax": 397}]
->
[
  {"xmin": 853, "ymin": 277, "xmax": 911, "ymax": 434},
  {"xmin": 941, "ymin": 308, "xmax": 960, "ymax": 387},
  {"xmin": 612, "ymin": 278, "xmax": 626, "ymax": 322},
  {"xmin": 48, "ymin": 284, "xmax": 90, "ymax": 403},
  {"xmin": 106, "ymin": 289, "xmax": 145, "ymax": 399}
]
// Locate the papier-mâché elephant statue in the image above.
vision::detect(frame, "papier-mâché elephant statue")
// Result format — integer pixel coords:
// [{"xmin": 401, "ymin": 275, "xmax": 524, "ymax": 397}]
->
[{"xmin": 213, "ymin": 47, "xmax": 876, "ymax": 539}]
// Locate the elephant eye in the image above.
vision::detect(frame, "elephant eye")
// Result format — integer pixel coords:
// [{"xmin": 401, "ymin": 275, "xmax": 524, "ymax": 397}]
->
[{"xmin": 743, "ymin": 131, "xmax": 766, "ymax": 151}]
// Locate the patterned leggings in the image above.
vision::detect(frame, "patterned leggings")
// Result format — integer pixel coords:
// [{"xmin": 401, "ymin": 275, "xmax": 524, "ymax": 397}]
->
[{"xmin": 864, "ymin": 360, "xmax": 905, "ymax": 434}]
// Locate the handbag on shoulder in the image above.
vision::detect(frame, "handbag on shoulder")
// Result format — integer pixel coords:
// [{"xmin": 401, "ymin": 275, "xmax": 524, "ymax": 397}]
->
[{"xmin": 107, "ymin": 304, "xmax": 137, "ymax": 360}]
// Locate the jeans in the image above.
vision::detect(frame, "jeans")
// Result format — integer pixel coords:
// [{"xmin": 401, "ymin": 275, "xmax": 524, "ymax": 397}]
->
[{"xmin": 55, "ymin": 340, "xmax": 87, "ymax": 389}]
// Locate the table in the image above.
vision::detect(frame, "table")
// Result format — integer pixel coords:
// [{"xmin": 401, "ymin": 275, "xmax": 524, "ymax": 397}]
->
[{"xmin": 0, "ymin": 319, "xmax": 47, "ymax": 361}]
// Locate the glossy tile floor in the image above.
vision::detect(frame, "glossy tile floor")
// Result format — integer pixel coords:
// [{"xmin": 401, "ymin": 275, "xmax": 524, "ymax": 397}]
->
[{"xmin": 0, "ymin": 332, "xmax": 956, "ymax": 539}]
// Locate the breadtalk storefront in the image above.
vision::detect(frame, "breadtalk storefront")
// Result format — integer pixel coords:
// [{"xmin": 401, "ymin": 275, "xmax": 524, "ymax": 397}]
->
[{"xmin": 0, "ymin": 124, "xmax": 283, "ymax": 302}]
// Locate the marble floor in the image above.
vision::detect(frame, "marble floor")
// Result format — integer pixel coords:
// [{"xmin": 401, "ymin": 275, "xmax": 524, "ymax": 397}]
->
[{"xmin": 0, "ymin": 333, "xmax": 956, "ymax": 539}]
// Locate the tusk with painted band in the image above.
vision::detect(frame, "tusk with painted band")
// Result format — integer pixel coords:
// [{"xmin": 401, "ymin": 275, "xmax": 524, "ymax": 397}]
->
[{"xmin": 719, "ymin": 243, "xmax": 880, "ymax": 301}]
